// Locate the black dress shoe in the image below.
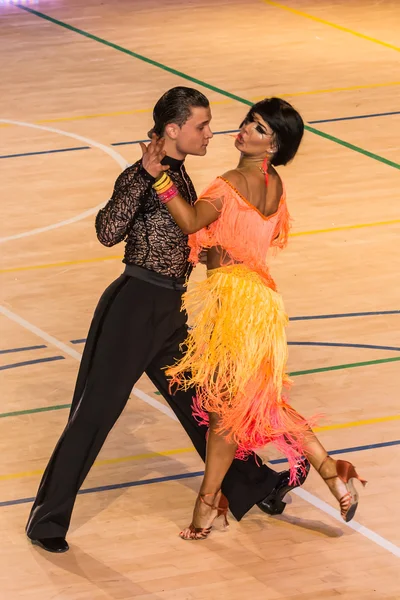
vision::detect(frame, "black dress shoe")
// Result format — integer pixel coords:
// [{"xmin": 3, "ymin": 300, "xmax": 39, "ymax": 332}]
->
[
  {"xmin": 31, "ymin": 537, "xmax": 69, "ymax": 553},
  {"xmin": 257, "ymin": 457, "xmax": 311, "ymax": 516}
]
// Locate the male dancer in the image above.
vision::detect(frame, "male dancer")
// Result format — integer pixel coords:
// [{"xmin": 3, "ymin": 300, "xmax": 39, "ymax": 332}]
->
[{"xmin": 26, "ymin": 87, "xmax": 308, "ymax": 553}]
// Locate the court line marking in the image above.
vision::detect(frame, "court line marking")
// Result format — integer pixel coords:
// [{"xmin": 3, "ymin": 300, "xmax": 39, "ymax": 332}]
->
[
  {"xmin": 0, "ymin": 304, "xmax": 177, "ymax": 420},
  {"xmin": 252, "ymin": 81, "xmax": 400, "ymax": 101},
  {"xmin": 0, "ymin": 447, "xmax": 196, "ymax": 482},
  {"xmin": 0, "ymin": 119, "xmax": 128, "ymax": 244},
  {"xmin": 1, "ymin": 351, "xmax": 398, "ymax": 418},
  {"xmin": 311, "ymin": 111, "xmax": 400, "ymax": 124},
  {"xmin": 0, "ymin": 256, "xmax": 122, "ymax": 274},
  {"xmin": 262, "ymin": 0, "xmax": 400, "ymax": 52},
  {"xmin": 293, "ymin": 488, "xmax": 400, "ymax": 558},
  {"xmin": 0, "ymin": 344, "xmax": 47, "ymax": 355},
  {"xmin": 1, "ymin": 305, "xmax": 399, "ymax": 557},
  {"xmin": 2, "ymin": 218, "xmax": 400, "ymax": 273},
  {"xmin": 1, "ymin": 446, "xmax": 400, "ymax": 558},
  {"xmin": 1, "ymin": 441, "xmax": 398, "ymax": 484},
  {"xmin": 16, "ymin": 5, "xmax": 400, "ymax": 171},
  {"xmin": 0, "ymin": 82, "xmax": 398, "ymax": 129},
  {"xmin": 4, "ymin": 338, "xmax": 399, "ymax": 355},
  {"xmin": 0, "ymin": 146, "xmax": 90, "ymax": 160},
  {"xmin": 291, "ymin": 220, "xmax": 400, "ymax": 237},
  {"xmin": 0, "ymin": 305, "xmax": 83, "ymax": 361},
  {"xmin": 2, "ymin": 110, "xmax": 400, "ymax": 161},
  {"xmin": 0, "ymin": 356, "xmax": 65, "ymax": 371},
  {"xmin": 1, "ymin": 427, "xmax": 399, "ymax": 482},
  {"xmin": 287, "ymin": 341, "xmax": 400, "ymax": 352},
  {"xmin": 290, "ymin": 356, "xmax": 400, "ymax": 377},
  {"xmin": 74, "ymin": 339, "xmax": 400, "ymax": 353},
  {"xmin": 291, "ymin": 310, "xmax": 400, "ymax": 321},
  {"xmin": 6, "ymin": 5, "xmax": 399, "ymax": 560}
]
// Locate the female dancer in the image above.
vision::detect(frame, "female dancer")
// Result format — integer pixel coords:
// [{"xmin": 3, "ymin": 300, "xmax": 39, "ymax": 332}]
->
[{"xmin": 141, "ymin": 97, "xmax": 366, "ymax": 540}]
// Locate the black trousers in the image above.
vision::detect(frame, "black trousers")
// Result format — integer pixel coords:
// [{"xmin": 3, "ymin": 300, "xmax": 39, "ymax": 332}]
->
[{"xmin": 26, "ymin": 273, "xmax": 279, "ymax": 539}]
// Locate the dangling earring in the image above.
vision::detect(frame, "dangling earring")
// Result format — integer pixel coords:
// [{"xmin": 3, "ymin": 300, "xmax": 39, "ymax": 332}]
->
[{"xmin": 259, "ymin": 156, "xmax": 269, "ymax": 175}]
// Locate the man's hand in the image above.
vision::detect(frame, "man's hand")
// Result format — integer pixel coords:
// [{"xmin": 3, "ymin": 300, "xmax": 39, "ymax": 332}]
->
[{"xmin": 140, "ymin": 134, "xmax": 170, "ymax": 179}]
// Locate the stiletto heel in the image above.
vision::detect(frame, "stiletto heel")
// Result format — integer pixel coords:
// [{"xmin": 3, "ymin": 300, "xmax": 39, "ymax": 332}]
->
[
  {"xmin": 319, "ymin": 456, "xmax": 367, "ymax": 522},
  {"xmin": 179, "ymin": 491, "xmax": 229, "ymax": 540}
]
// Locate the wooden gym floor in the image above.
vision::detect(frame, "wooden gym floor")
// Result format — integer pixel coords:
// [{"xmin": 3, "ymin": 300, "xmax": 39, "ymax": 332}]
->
[{"xmin": 0, "ymin": 1, "xmax": 399, "ymax": 598}]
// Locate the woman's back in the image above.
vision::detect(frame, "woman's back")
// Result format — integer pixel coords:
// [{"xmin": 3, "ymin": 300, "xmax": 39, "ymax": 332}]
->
[{"xmin": 204, "ymin": 167, "xmax": 286, "ymax": 270}]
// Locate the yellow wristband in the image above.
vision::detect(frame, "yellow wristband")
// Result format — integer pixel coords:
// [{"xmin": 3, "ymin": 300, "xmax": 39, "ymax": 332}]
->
[
  {"xmin": 152, "ymin": 173, "xmax": 169, "ymax": 189},
  {"xmin": 154, "ymin": 180, "xmax": 173, "ymax": 193}
]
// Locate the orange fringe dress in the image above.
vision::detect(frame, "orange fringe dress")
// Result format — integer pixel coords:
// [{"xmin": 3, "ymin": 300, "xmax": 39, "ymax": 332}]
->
[{"xmin": 166, "ymin": 176, "xmax": 311, "ymax": 481}]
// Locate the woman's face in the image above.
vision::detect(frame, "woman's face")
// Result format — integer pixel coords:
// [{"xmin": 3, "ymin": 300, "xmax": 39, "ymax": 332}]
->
[{"xmin": 234, "ymin": 112, "xmax": 276, "ymax": 157}]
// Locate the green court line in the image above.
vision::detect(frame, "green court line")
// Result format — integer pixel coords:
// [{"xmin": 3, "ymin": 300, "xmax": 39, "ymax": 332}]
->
[
  {"xmin": 0, "ymin": 404, "xmax": 71, "ymax": 419},
  {"xmin": 289, "ymin": 355, "xmax": 400, "ymax": 377},
  {"xmin": 2, "ymin": 355, "xmax": 399, "ymax": 419},
  {"xmin": 18, "ymin": 5, "xmax": 400, "ymax": 171}
]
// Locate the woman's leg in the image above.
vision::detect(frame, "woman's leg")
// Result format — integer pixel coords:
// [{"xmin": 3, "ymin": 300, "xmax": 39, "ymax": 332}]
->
[
  {"xmin": 180, "ymin": 412, "xmax": 237, "ymax": 539},
  {"xmin": 296, "ymin": 416, "xmax": 367, "ymax": 522}
]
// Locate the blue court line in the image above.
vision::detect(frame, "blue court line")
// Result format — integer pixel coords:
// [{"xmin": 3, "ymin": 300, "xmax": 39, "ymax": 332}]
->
[
  {"xmin": 1, "ymin": 438, "xmax": 398, "ymax": 508},
  {"xmin": 310, "ymin": 111, "xmax": 400, "ymax": 124},
  {"xmin": 112, "ymin": 130, "xmax": 240, "ymax": 146},
  {"xmin": 291, "ymin": 310, "xmax": 400, "ymax": 321},
  {"xmin": 2, "ymin": 311, "xmax": 399, "ymax": 369},
  {"xmin": 70, "ymin": 338, "xmax": 400, "ymax": 353},
  {"xmin": 0, "ymin": 146, "xmax": 90, "ymax": 160},
  {"xmin": 0, "ymin": 356, "xmax": 65, "ymax": 371},
  {"xmin": 2, "ymin": 110, "xmax": 398, "ymax": 160},
  {"xmin": 0, "ymin": 345, "xmax": 47, "ymax": 355}
]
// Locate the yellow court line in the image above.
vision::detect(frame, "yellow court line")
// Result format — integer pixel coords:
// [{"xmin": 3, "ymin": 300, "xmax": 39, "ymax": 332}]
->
[
  {"xmin": 290, "ymin": 218, "xmax": 400, "ymax": 238},
  {"xmin": 1, "ymin": 219, "xmax": 399, "ymax": 275},
  {"xmin": 0, "ymin": 447, "xmax": 194, "ymax": 482},
  {"xmin": 314, "ymin": 415, "xmax": 400, "ymax": 433},
  {"xmin": 252, "ymin": 81, "xmax": 400, "ymax": 101},
  {"xmin": 37, "ymin": 107, "xmax": 153, "ymax": 124},
  {"xmin": 1, "ymin": 416, "xmax": 399, "ymax": 482},
  {"xmin": 0, "ymin": 81, "xmax": 398, "ymax": 128},
  {"xmin": 262, "ymin": 0, "xmax": 400, "ymax": 52},
  {"xmin": 0, "ymin": 255, "xmax": 122, "ymax": 274}
]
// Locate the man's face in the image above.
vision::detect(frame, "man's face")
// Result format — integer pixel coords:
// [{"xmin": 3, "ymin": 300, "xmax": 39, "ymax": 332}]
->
[{"xmin": 174, "ymin": 106, "xmax": 213, "ymax": 157}]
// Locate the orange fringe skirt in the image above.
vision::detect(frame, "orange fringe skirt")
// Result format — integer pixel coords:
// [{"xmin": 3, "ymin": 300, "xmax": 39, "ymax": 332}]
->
[{"xmin": 167, "ymin": 264, "xmax": 312, "ymax": 482}]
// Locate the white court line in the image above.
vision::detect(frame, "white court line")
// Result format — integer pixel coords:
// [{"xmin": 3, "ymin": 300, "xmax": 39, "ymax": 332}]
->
[
  {"xmin": 0, "ymin": 305, "xmax": 82, "ymax": 361},
  {"xmin": 0, "ymin": 305, "xmax": 177, "ymax": 420},
  {"xmin": 131, "ymin": 387, "xmax": 178, "ymax": 422},
  {"xmin": 293, "ymin": 488, "xmax": 400, "ymax": 558},
  {"xmin": 1, "ymin": 304, "xmax": 399, "ymax": 558},
  {"xmin": 0, "ymin": 118, "xmax": 128, "ymax": 244}
]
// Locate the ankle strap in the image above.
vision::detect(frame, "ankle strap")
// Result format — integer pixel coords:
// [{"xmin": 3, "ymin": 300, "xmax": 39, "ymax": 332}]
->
[
  {"xmin": 318, "ymin": 455, "xmax": 334, "ymax": 480},
  {"xmin": 199, "ymin": 491, "xmax": 221, "ymax": 509}
]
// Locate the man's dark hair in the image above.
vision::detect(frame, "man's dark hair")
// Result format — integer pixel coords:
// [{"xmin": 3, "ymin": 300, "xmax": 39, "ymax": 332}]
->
[{"xmin": 148, "ymin": 86, "xmax": 209, "ymax": 138}]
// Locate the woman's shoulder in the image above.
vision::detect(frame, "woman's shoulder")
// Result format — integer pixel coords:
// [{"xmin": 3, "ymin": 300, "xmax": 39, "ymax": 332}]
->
[
  {"xmin": 268, "ymin": 166, "xmax": 284, "ymax": 198},
  {"xmin": 219, "ymin": 169, "xmax": 248, "ymax": 198}
]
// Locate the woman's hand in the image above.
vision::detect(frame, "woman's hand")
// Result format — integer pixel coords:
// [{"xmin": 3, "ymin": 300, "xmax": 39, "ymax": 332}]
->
[
  {"xmin": 140, "ymin": 134, "xmax": 170, "ymax": 179},
  {"xmin": 198, "ymin": 248, "xmax": 208, "ymax": 265}
]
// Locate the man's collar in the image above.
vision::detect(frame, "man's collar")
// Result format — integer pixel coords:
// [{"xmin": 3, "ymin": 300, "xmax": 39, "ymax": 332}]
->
[{"xmin": 162, "ymin": 155, "xmax": 184, "ymax": 172}]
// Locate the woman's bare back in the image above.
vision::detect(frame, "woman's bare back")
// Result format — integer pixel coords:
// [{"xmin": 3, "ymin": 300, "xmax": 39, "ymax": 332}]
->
[{"xmin": 207, "ymin": 167, "xmax": 283, "ymax": 269}]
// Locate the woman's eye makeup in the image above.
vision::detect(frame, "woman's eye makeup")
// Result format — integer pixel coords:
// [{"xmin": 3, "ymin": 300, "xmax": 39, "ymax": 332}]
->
[{"xmin": 239, "ymin": 117, "xmax": 268, "ymax": 136}]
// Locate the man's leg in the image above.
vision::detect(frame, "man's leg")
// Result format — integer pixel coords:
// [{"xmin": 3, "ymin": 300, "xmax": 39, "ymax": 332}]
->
[
  {"xmin": 26, "ymin": 277, "xmax": 177, "ymax": 543},
  {"xmin": 146, "ymin": 323, "xmax": 307, "ymax": 521}
]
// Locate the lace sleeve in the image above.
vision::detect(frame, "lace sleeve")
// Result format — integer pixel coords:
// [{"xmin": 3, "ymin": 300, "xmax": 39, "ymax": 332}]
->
[{"xmin": 95, "ymin": 162, "xmax": 155, "ymax": 247}]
